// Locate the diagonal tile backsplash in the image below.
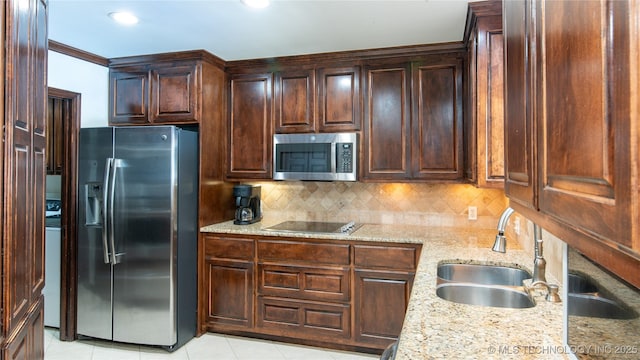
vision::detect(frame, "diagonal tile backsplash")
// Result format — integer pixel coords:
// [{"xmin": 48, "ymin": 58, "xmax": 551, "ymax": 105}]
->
[{"xmin": 248, "ymin": 181, "xmax": 508, "ymax": 229}]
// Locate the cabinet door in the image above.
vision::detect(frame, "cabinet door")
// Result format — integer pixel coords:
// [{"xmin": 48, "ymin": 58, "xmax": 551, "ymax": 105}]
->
[
  {"xmin": 258, "ymin": 264, "xmax": 350, "ymax": 302},
  {"xmin": 205, "ymin": 259, "xmax": 254, "ymax": 329},
  {"xmin": 227, "ymin": 73, "xmax": 273, "ymax": 180},
  {"xmin": 274, "ymin": 68, "xmax": 315, "ymax": 133},
  {"xmin": 256, "ymin": 296, "xmax": 350, "ymax": 340},
  {"xmin": 4, "ymin": 0, "xmax": 47, "ymax": 337},
  {"xmin": 149, "ymin": 64, "xmax": 199, "ymax": 123},
  {"xmin": 353, "ymin": 269, "xmax": 413, "ymax": 347},
  {"xmin": 411, "ymin": 59, "xmax": 463, "ymax": 180},
  {"xmin": 317, "ymin": 66, "xmax": 361, "ymax": 132},
  {"xmin": 536, "ymin": 0, "xmax": 634, "ymax": 249},
  {"xmin": 472, "ymin": 14, "xmax": 505, "ymax": 188},
  {"xmin": 109, "ymin": 68, "xmax": 150, "ymax": 124},
  {"xmin": 363, "ymin": 64, "xmax": 411, "ymax": 180},
  {"xmin": 504, "ymin": 0, "xmax": 536, "ymax": 209}
]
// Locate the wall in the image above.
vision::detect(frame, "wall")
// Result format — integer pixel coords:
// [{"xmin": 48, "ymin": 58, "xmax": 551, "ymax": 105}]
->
[
  {"xmin": 47, "ymin": 51, "xmax": 109, "ymax": 128},
  {"xmin": 249, "ymin": 181, "xmax": 508, "ymax": 229}
]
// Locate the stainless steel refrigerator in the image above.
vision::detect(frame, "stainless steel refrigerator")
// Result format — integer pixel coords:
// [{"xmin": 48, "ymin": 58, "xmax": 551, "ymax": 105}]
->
[{"xmin": 77, "ymin": 126, "xmax": 198, "ymax": 351}]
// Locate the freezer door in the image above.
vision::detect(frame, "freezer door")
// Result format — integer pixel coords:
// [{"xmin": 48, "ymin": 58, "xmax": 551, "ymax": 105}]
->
[
  {"xmin": 77, "ymin": 127, "xmax": 115, "ymax": 340},
  {"xmin": 111, "ymin": 126, "xmax": 178, "ymax": 346}
]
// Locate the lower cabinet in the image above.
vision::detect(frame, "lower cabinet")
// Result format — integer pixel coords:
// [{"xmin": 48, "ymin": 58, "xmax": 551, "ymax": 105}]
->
[
  {"xmin": 354, "ymin": 270, "xmax": 414, "ymax": 346},
  {"xmin": 202, "ymin": 236, "xmax": 254, "ymax": 332},
  {"xmin": 205, "ymin": 259, "xmax": 253, "ymax": 330},
  {"xmin": 256, "ymin": 297, "xmax": 351, "ymax": 340},
  {"xmin": 201, "ymin": 233, "xmax": 421, "ymax": 353}
]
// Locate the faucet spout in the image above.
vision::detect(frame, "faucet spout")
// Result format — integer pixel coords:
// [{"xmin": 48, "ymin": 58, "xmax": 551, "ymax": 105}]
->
[
  {"xmin": 492, "ymin": 207, "xmax": 515, "ymax": 253},
  {"xmin": 532, "ymin": 224, "xmax": 547, "ymax": 283}
]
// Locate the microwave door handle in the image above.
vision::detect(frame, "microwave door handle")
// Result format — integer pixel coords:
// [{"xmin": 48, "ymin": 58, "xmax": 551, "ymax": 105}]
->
[
  {"xmin": 101, "ymin": 158, "xmax": 113, "ymax": 264},
  {"xmin": 331, "ymin": 143, "xmax": 337, "ymax": 173}
]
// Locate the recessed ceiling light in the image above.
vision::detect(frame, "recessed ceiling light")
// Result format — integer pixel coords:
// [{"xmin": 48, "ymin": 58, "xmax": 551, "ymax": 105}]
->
[
  {"xmin": 108, "ymin": 11, "xmax": 139, "ymax": 25},
  {"xmin": 241, "ymin": 0, "xmax": 270, "ymax": 9}
]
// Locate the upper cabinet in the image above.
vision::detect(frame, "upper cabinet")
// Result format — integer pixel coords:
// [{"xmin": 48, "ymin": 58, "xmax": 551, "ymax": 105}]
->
[
  {"xmin": 316, "ymin": 66, "xmax": 361, "ymax": 132},
  {"xmin": 109, "ymin": 53, "xmax": 223, "ymax": 125},
  {"xmin": 274, "ymin": 68, "xmax": 316, "ymax": 133},
  {"xmin": 504, "ymin": 0, "xmax": 640, "ymax": 288},
  {"xmin": 464, "ymin": 0, "xmax": 505, "ymax": 188},
  {"xmin": 227, "ymin": 72, "xmax": 273, "ymax": 180},
  {"xmin": 362, "ymin": 55, "xmax": 464, "ymax": 181},
  {"xmin": 226, "ymin": 45, "xmax": 464, "ymax": 182},
  {"xmin": 362, "ymin": 62, "xmax": 411, "ymax": 180},
  {"xmin": 503, "ymin": 0, "xmax": 536, "ymax": 209},
  {"xmin": 273, "ymin": 65, "xmax": 361, "ymax": 134}
]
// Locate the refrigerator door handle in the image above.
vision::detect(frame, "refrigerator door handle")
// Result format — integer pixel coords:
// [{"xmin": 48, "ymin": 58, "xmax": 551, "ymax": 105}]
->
[
  {"xmin": 108, "ymin": 158, "xmax": 120, "ymax": 265},
  {"xmin": 101, "ymin": 158, "xmax": 114, "ymax": 264}
]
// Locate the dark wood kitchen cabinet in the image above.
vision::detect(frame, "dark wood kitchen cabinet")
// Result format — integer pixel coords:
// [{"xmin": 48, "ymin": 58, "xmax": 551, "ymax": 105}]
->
[
  {"xmin": 274, "ymin": 65, "xmax": 361, "ymax": 134},
  {"xmin": 503, "ymin": 0, "xmax": 640, "ymax": 288},
  {"xmin": 110, "ymin": 62, "xmax": 198, "ymax": 124},
  {"xmin": 362, "ymin": 55, "xmax": 463, "ymax": 181},
  {"xmin": 227, "ymin": 72, "xmax": 273, "ymax": 180},
  {"xmin": 353, "ymin": 244, "xmax": 417, "ymax": 347},
  {"xmin": 274, "ymin": 68, "xmax": 316, "ymax": 133},
  {"xmin": 202, "ymin": 235, "xmax": 255, "ymax": 332},
  {"xmin": 109, "ymin": 53, "xmax": 223, "ymax": 125},
  {"xmin": 363, "ymin": 62, "xmax": 412, "ymax": 180},
  {"xmin": 316, "ymin": 65, "xmax": 361, "ymax": 132},
  {"xmin": 503, "ymin": 0, "xmax": 536, "ymax": 210},
  {"xmin": 464, "ymin": 0, "xmax": 505, "ymax": 188},
  {"xmin": 1, "ymin": 0, "xmax": 48, "ymax": 358},
  {"xmin": 200, "ymin": 233, "xmax": 421, "ymax": 353},
  {"xmin": 256, "ymin": 239, "xmax": 352, "ymax": 341}
]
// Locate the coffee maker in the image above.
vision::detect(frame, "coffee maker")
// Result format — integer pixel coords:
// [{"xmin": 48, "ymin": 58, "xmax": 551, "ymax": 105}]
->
[{"xmin": 233, "ymin": 184, "xmax": 262, "ymax": 225}]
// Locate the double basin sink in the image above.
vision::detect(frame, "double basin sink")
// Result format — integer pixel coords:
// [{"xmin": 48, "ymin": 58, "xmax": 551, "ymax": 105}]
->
[
  {"xmin": 436, "ymin": 262, "xmax": 637, "ymax": 319},
  {"xmin": 435, "ymin": 263, "xmax": 535, "ymax": 309}
]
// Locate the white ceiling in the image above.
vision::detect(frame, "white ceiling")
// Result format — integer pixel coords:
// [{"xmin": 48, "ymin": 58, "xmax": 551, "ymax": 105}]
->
[{"xmin": 49, "ymin": 0, "xmax": 475, "ymax": 61}]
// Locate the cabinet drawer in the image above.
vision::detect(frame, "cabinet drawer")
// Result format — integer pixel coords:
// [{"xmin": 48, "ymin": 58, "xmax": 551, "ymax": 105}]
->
[
  {"xmin": 257, "ymin": 297, "xmax": 350, "ymax": 339},
  {"xmin": 258, "ymin": 240, "xmax": 350, "ymax": 265},
  {"xmin": 354, "ymin": 244, "xmax": 420, "ymax": 270},
  {"xmin": 258, "ymin": 264, "xmax": 350, "ymax": 302},
  {"xmin": 204, "ymin": 236, "xmax": 254, "ymax": 261}
]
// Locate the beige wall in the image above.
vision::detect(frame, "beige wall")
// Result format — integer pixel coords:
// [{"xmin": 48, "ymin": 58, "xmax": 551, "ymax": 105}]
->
[{"xmin": 249, "ymin": 181, "xmax": 508, "ymax": 229}]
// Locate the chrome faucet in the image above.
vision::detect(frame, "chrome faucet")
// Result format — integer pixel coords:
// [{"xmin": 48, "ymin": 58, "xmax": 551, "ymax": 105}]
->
[
  {"xmin": 528, "ymin": 224, "xmax": 561, "ymax": 303},
  {"xmin": 492, "ymin": 207, "xmax": 514, "ymax": 252},
  {"xmin": 532, "ymin": 224, "xmax": 547, "ymax": 284}
]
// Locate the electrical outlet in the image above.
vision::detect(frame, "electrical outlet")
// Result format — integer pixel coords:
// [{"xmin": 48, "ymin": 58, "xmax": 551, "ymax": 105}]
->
[
  {"xmin": 514, "ymin": 216, "xmax": 521, "ymax": 235},
  {"xmin": 468, "ymin": 206, "xmax": 477, "ymax": 220}
]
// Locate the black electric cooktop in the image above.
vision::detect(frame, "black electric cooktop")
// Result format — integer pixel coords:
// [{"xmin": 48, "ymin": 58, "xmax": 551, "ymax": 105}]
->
[{"xmin": 264, "ymin": 221, "xmax": 360, "ymax": 235}]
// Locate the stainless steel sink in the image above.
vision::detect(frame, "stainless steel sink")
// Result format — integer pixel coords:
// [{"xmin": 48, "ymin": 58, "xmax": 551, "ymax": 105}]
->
[
  {"xmin": 436, "ymin": 283, "xmax": 536, "ymax": 309},
  {"xmin": 437, "ymin": 263, "xmax": 531, "ymax": 286},
  {"xmin": 435, "ymin": 263, "xmax": 535, "ymax": 309},
  {"xmin": 568, "ymin": 273, "xmax": 637, "ymax": 319}
]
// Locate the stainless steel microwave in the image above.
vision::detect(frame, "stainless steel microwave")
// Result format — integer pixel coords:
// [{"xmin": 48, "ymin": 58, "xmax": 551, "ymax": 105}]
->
[{"xmin": 273, "ymin": 132, "xmax": 358, "ymax": 181}]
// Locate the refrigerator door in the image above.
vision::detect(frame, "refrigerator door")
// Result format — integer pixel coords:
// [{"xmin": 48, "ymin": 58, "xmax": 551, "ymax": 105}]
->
[
  {"xmin": 77, "ymin": 127, "xmax": 115, "ymax": 340},
  {"xmin": 111, "ymin": 126, "xmax": 178, "ymax": 346}
]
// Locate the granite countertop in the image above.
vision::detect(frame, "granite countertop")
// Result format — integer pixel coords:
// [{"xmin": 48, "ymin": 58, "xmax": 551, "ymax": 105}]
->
[{"xmin": 202, "ymin": 220, "xmax": 566, "ymax": 359}]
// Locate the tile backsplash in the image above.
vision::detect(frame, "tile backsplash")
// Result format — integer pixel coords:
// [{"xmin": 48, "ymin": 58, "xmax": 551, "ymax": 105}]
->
[{"xmin": 248, "ymin": 181, "xmax": 508, "ymax": 229}]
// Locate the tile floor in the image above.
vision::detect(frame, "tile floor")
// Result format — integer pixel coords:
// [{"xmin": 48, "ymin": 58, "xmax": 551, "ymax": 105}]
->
[{"xmin": 44, "ymin": 328, "xmax": 379, "ymax": 360}]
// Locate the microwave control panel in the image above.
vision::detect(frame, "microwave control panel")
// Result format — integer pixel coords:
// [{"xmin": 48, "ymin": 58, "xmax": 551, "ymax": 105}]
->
[{"xmin": 336, "ymin": 143, "xmax": 353, "ymax": 173}]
